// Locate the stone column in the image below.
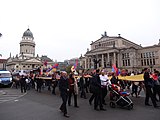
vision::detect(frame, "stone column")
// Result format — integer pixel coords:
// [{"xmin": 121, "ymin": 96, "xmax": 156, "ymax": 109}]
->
[
  {"xmin": 96, "ymin": 55, "xmax": 99, "ymax": 68},
  {"xmin": 102, "ymin": 54, "xmax": 104, "ymax": 68},
  {"xmin": 91, "ymin": 57, "xmax": 94, "ymax": 69},
  {"xmin": 113, "ymin": 52, "xmax": 116, "ymax": 65},
  {"xmin": 88, "ymin": 58, "xmax": 91, "ymax": 69},
  {"xmin": 107, "ymin": 53, "xmax": 110, "ymax": 65},
  {"xmin": 85, "ymin": 57, "xmax": 87, "ymax": 69},
  {"xmin": 117, "ymin": 53, "xmax": 120, "ymax": 67}
]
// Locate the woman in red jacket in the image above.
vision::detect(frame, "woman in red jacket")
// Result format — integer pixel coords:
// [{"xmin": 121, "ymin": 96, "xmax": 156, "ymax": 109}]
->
[{"xmin": 68, "ymin": 73, "xmax": 79, "ymax": 107}]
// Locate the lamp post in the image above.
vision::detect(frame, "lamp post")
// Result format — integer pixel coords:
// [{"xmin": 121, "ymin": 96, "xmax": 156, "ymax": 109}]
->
[
  {"xmin": 0, "ymin": 33, "xmax": 2, "ymax": 58},
  {"xmin": 150, "ymin": 65, "xmax": 153, "ymax": 73},
  {"xmin": 93, "ymin": 59, "xmax": 98, "ymax": 69}
]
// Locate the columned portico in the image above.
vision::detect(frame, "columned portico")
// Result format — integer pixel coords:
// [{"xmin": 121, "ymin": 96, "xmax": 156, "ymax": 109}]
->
[
  {"xmin": 117, "ymin": 53, "xmax": 120, "ymax": 67},
  {"xmin": 101, "ymin": 54, "xmax": 104, "ymax": 68},
  {"xmin": 107, "ymin": 53, "xmax": 110, "ymax": 66},
  {"xmin": 80, "ymin": 32, "xmax": 160, "ymax": 72},
  {"xmin": 85, "ymin": 57, "xmax": 87, "ymax": 69},
  {"xmin": 113, "ymin": 52, "xmax": 116, "ymax": 65}
]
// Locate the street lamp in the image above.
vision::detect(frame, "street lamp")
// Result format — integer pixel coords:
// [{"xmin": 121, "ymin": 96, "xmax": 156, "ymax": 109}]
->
[
  {"xmin": 93, "ymin": 55, "xmax": 101, "ymax": 69},
  {"xmin": 150, "ymin": 65, "xmax": 153, "ymax": 72},
  {"xmin": 0, "ymin": 33, "xmax": 2, "ymax": 57}
]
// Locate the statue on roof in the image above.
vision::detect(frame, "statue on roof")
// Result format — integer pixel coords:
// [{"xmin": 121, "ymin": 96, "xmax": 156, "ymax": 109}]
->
[
  {"xmin": 101, "ymin": 31, "xmax": 107, "ymax": 37},
  {"xmin": 113, "ymin": 42, "xmax": 115, "ymax": 48}
]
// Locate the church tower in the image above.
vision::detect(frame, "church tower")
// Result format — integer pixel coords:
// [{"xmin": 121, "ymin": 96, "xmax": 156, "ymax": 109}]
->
[{"xmin": 20, "ymin": 28, "xmax": 35, "ymax": 57}]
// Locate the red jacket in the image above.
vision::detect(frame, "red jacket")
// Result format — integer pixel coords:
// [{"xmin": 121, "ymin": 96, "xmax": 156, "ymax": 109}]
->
[{"xmin": 68, "ymin": 78, "xmax": 74, "ymax": 92}]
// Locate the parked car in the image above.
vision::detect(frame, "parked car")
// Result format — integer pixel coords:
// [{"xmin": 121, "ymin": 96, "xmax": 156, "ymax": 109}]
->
[{"xmin": 0, "ymin": 70, "xmax": 12, "ymax": 87}]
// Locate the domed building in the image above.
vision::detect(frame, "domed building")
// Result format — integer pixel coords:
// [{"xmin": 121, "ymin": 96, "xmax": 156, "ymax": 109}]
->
[
  {"xmin": 6, "ymin": 28, "xmax": 54, "ymax": 72},
  {"xmin": 20, "ymin": 28, "xmax": 35, "ymax": 58}
]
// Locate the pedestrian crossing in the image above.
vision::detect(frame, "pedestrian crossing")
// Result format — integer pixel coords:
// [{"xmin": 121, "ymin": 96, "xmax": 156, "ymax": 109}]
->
[{"xmin": 0, "ymin": 89, "xmax": 26, "ymax": 103}]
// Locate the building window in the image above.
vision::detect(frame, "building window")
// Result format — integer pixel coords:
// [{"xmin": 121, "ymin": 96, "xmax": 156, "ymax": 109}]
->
[
  {"xmin": 125, "ymin": 60, "xmax": 127, "ymax": 66},
  {"xmin": 141, "ymin": 60, "xmax": 143, "ymax": 66},
  {"xmin": 150, "ymin": 59, "xmax": 152, "ymax": 65},
  {"xmin": 23, "ymin": 65, "xmax": 25, "ymax": 68},
  {"xmin": 127, "ymin": 53, "xmax": 129, "ymax": 58},
  {"xmin": 28, "ymin": 66, "xmax": 30, "ymax": 68},
  {"xmin": 144, "ymin": 59, "xmax": 146, "ymax": 66},
  {"xmin": 153, "ymin": 59, "xmax": 155, "ymax": 65},
  {"xmin": 123, "ymin": 60, "xmax": 125, "ymax": 66},
  {"xmin": 143, "ymin": 53, "xmax": 146, "ymax": 58},
  {"xmin": 16, "ymin": 66, "xmax": 18, "ymax": 68},
  {"xmin": 146, "ymin": 53, "xmax": 149, "ymax": 58},
  {"xmin": 152, "ymin": 52, "xmax": 155, "ymax": 57},
  {"xmin": 141, "ymin": 53, "xmax": 143, "ymax": 58},
  {"xmin": 128, "ymin": 59, "xmax": 130, "ymax": 66},
  {"xmin": 147, "ymin": 59, "xmax": 149, "ymax": 65},
  {"xmin": 122, "ymin": 54, "xmax": 124, "ymax": 59},
  {"xmin": 149, "ymin": 52, "xmax": 152, "ymax": 58}
]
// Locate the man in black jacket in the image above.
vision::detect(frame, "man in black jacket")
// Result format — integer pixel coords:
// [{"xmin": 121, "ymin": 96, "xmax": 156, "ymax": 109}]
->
[
  {"xmin": 59, "ymin": 71, "xmax": 70, "ymax": 117},
  {"xmin": 79, "ymin": 74, "xmax": 87, "ymax": 99},
  {"xmin": 19, "ymin": 75, "xmax": 27, "ymax": 93},
  {"xmin": 143, "ymin": 68, "xmax": 158, "ymax": 108},
  {"xmin": 92, "ymin": 69, "xmax": 106, "ymax": 111}
]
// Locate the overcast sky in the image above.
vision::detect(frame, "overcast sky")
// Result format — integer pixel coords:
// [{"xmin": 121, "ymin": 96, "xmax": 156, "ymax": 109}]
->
[{"xmin": 0, "ymin": 0, "xmax": 160, "ymax": 61}]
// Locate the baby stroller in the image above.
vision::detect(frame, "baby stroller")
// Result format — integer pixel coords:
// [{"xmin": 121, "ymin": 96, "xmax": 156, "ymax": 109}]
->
[{"xmin": 109, "ymin": 84, "xmax": 133, "ymax": 110}]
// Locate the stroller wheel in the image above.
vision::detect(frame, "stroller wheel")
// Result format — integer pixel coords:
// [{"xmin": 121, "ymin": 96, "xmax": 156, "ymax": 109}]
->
[
  {"xmin": 110, "ymin": 102, "xmax": 116, "ymax": 108},
  {"xmin": 127, "ymin": 104, "xmax": 133, "ymax": 110}
]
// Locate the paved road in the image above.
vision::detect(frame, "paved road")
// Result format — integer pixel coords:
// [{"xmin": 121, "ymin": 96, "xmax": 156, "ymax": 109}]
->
[
  {"xmin": 0, "ymin": 88, "xmax": 159, "ymax": 120},
  {"xmin": 0, "ymin": 88, "xmax": 26, "ymax": 103}
]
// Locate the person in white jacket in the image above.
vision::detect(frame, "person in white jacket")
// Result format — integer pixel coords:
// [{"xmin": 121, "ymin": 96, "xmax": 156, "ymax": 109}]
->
[{"xmin": 99, "ymin": 70, "xmax": 109, "ymax": 105}]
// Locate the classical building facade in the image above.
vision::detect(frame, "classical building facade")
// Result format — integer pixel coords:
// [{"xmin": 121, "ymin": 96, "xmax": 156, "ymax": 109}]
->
[
  {"xmin": 6, "ymin": 28, "xmax": 54, "ymax": 72},
  {"xmin": 0, "ymin": 58, "xmax": 7, "ymax": 70},
  {"xmin": 80, "ymin": 32, "xmax": 160, "ymax": 72}
]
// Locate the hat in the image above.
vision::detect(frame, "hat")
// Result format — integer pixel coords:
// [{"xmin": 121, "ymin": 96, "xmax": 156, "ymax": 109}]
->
[
  {"xmin": 61, "ymin": 71, "xmax": 67, "ymax": 74},
  {"xmin": 101, "ymin": 70, "xmax": 105, "ymax": 73}
]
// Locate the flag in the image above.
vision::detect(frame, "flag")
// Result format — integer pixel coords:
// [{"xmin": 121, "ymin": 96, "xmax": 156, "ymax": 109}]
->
[
  {"xmin": 46, "ymin": 67, "xmax": 52, "ymax": 72},
  {"xmin": 71, "ymin": 66, "xmax": 75, "ymax": 72},
  {"xmin": 71, "ymin": 59, "xmax": 78, "ymax": 72},
  {"xmin": 40, "ymin": 67, "xmax": 43, "ymax": 75},
  {"xmin": 52, "ymin": 63, "xmax": 59, "ymax": 69},
  {"xmin": 118, "ymin": 69, "xmax": 121, "ymax": 75},
  {"xmin": 73, "ymin": 59, "xmax": 79, "ymax": 69},
  {"xmin": 43, "ymin": 60, "xmax": 48, "ymax": 66},
  {"xmin": 112, "ymin": 64, "xmax": 117, "ymax": 72},
  {"xmin": 112, "ymin": 64, "xmax": 119, "ymax": 76},
  {"xmin": 46, "ymin": 63, "xmax": 59, "ymax": 72}
]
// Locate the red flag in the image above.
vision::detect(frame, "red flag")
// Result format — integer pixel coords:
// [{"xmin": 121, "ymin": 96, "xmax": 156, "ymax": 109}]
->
[
  {"xmin": 43, "ymin": 60, "xmax": 48, "ymax": 66},
  {"xmin": 52, "ymin": 63, "xmax": 59, "ymax": 69},
  {"xmin": 73, "ymin": 59, "xmax": 78, "ymax": 69},
  {"xmin": 112, "ymin": 64, "xmax": 118, "ymax": 76}
]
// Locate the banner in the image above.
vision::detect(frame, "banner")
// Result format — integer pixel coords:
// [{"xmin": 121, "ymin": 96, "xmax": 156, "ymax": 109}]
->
[{"xmin": 109, "ymin": 74, "xmax": 144, "ymax": 81}]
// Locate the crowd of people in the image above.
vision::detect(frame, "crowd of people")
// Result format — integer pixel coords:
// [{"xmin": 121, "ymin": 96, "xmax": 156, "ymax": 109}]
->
[{"xmin": 11, "ymin": 67, "xmax": 160, "ymax": 118}]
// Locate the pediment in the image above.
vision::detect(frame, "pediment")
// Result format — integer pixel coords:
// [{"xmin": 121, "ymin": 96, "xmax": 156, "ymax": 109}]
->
[
  {"xmin": 25, "ymin": 58, "xmax": 42, "ymax": 63},
  {"xmin": 87, "ymin": 47, "xmax": 113, "ymax": 53},
  {"xmin": 7, "ymin": 57, "xmax": 13, "ymax": 63}
]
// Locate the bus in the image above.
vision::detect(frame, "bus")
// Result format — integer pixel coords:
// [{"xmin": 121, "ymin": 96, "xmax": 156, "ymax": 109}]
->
[{"xmin": 0, "ymin": 70, "xmax": 12, "ymax": 86}]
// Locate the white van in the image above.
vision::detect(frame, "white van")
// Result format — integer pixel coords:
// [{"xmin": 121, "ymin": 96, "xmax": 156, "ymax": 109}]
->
[{"xmin": 0, "ymin": 70, "xmax": 12, "ymax": 86}]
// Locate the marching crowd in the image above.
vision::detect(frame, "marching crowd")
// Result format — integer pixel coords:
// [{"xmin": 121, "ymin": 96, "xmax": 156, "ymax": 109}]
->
[{"xmin": 11, "ymin": 67, "xmax": 160, "ymax": 118}]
